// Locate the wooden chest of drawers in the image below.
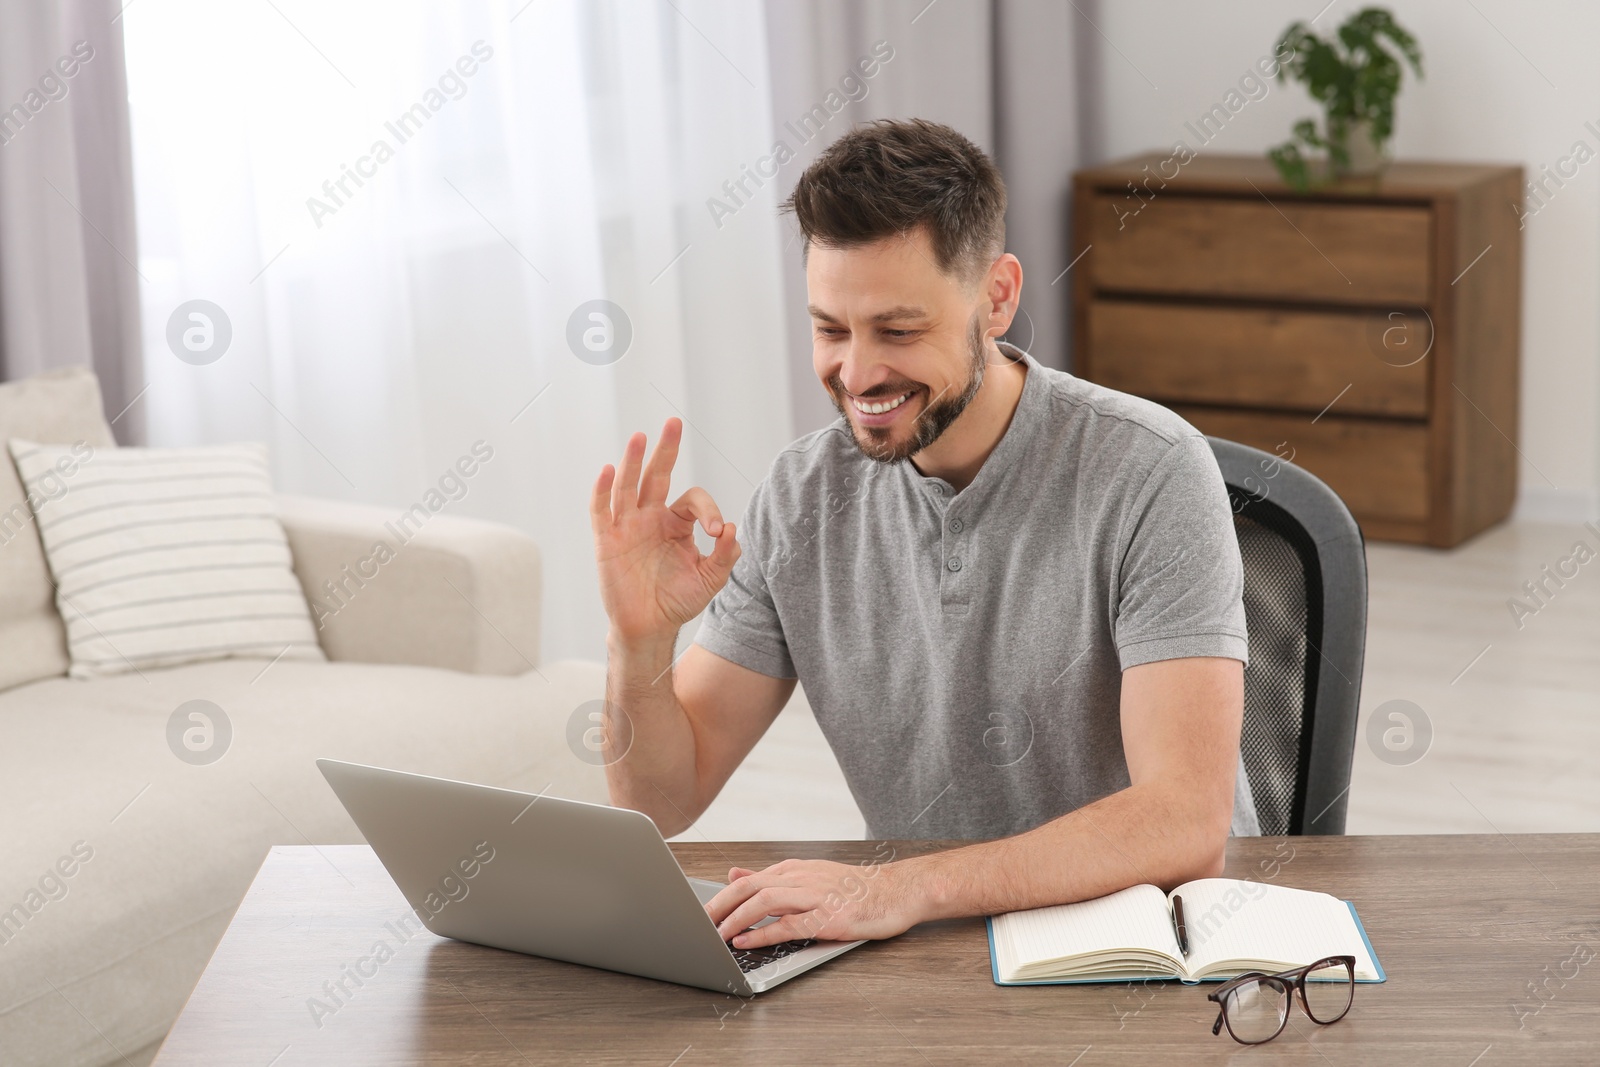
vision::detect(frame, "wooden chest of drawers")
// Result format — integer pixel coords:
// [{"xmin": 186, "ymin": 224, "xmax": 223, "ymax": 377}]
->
[{"xmin": 1070, "ymin": 153, "xmax": 1524, "ymax": 547}]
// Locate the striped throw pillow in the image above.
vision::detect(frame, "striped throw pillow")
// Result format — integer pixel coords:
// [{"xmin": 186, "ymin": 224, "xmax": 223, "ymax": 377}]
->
[{"xmin": 7, "ymin": 439, "xmax": 325, "ymax": 679}]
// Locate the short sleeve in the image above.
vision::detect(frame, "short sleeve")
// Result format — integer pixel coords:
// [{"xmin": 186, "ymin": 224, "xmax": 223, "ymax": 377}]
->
[
  {"xmin": 691, "ymin": 477, "xmax": 798, "ymax": 679},
  {"xmin": 1112, "ymin": 435, "xmax": 1249, "ymax": 670}
]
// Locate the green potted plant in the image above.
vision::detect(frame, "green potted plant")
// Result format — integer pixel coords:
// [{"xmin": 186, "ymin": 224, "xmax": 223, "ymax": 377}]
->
[{"xmin": 1268, "ymin": 7, "xmax": 1423, "ymax": 191}]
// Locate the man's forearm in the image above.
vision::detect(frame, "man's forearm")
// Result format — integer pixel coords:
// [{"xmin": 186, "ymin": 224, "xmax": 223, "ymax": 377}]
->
[
  {"xmin": 603, "ymin": 630, "xmax": 702, "ymax": 835},
  {"xmin": 896, "ymin": 781, "xmax": 1231, "ymax": 923}
]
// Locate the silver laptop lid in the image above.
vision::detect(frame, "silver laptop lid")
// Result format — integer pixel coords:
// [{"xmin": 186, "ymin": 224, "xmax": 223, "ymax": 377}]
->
[{"xmin": 315, "ymin": 759, "xmax": 753, "ymax": 995}]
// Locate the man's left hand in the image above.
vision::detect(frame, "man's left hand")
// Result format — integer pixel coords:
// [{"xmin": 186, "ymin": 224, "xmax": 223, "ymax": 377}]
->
[{"xmin": 704, "ymin": 858, "xmax": 923, "ymax": 948}]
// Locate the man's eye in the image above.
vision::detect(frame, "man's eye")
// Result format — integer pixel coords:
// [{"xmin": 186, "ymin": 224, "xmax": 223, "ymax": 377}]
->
[
  {"xmin": 817, "ymin": 327, "xmax": 845, "ymax": 338},
  {"xmin": 884, "ymin": 329, "xmax": 915, "ymax": 339}
]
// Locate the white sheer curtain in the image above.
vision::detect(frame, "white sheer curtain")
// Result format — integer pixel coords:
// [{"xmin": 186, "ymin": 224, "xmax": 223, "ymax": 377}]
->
[{"xmin": 123, "ymin": 0, "xmax": 793, "ymax": 662}]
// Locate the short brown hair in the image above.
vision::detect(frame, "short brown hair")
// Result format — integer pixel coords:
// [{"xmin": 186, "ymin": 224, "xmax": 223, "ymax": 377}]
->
[{"xmin": 780, "ymin": 118, "xmax": 1006, "ymax": 289}]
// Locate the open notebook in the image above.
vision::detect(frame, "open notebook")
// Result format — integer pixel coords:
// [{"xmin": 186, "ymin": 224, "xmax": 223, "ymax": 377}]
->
[{"xmin": 987, "ymin": 878, "xmax": 1384, "ymax": 985}]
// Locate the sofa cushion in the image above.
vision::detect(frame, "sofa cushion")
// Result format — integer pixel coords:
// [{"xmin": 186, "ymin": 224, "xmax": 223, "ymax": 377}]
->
[
  {"xmin": 0, "ymin": 656, "xmax": 608, "ymax": 1067},
  {"xmin": 9, "ymin": 440, "xmax": 325, "ymax": 678},
  {"xmin": 0, "ymin": 368, "xmax": 117, "ymax": 692}
]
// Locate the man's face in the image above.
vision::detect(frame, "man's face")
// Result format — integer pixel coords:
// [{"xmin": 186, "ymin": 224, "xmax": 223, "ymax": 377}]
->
[{"xmin": 806, "ymin": 228, "xmax": 992, "ymax": 463}]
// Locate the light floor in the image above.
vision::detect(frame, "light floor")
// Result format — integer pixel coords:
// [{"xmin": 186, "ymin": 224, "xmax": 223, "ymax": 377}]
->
[{"xmin": 678, "ymin": 518, "xmax": 1600, "ymax": 842}]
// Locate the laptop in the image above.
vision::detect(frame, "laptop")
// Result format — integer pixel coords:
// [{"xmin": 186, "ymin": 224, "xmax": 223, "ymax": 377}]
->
[{"xmin": 315, "ymin": 759, "xmax": 866, "ymax": 995}]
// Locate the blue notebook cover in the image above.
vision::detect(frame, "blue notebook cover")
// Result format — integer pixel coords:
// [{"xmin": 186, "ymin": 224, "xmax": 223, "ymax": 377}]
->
[{"xmin": 986, "ymin": 899, "xmax": 1386, "ymax": 986}]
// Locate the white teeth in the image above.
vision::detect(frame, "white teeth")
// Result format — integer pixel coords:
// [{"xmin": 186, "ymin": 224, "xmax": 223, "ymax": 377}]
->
[{"xmin": 852, "ymin": 392, "xmax": 911, "ymax": 416}]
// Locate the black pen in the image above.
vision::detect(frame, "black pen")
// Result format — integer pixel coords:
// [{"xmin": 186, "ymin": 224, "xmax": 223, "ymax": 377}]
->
[{"xmin": 1173, "ymin": 894, "xmax": 1189, "ymax": 958}]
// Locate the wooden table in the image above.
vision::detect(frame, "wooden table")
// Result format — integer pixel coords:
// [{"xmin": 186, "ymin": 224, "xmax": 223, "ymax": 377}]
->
[{"xmin": 154, "ymin": 835, "xmax": 1600, "ymax": 1065}]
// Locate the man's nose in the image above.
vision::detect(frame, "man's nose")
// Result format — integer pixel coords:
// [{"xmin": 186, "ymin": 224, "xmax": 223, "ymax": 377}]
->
[{"xmin": 836, "ymin": 337, "xmax": 892, "ymax": 396}]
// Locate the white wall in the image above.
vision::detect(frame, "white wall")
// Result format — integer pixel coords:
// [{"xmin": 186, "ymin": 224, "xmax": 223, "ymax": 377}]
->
[{"xmin": 1083, "ymin": 0, "xmax": 1600, "ymax": 523}]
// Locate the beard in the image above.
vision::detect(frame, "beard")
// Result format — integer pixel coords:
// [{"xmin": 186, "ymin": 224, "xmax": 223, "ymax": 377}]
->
[{"xmin": 827, "ymin": 311, "xmax": 989, "ymax": 464}]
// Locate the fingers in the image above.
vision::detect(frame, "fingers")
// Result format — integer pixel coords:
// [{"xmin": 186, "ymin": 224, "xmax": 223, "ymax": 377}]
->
[
  {"xmin": 715, "ymin": 887, "xmax": 817, "ymax": 944},
  {"xmin": 703, "ymin": 863, "xmax": 773, "ymax": 924},
  {"xmin": 638, "ymin": 418, "xmax": 683, "ymax": 508},
  {"xmin": 706, "ymin": 522, "xmax": 740, "ymax": 578},
  {"xmin": 668, "ymin": 487, "xmax": 725, "ymax": 538},
  {"xmin": 704, "ymin": 870, "xmax": 754, "ymax": 924},
  {"xmin": 590, "ymin": 464, "xmax": 616, "ymax": 534},
  {"xmin": 611, "ymin": 431, "xmax": 646, "ymax": 517},
  {"xmin": 608, "ymin": 420, "xmax": 684, "ymax": 516},
  {"xmin": 733, "ymin": 912, "xmax": 823, "ymax": 950},
  {"xmin": 669, "ymin": 487, "xmax": 725, "ymax": 536}
]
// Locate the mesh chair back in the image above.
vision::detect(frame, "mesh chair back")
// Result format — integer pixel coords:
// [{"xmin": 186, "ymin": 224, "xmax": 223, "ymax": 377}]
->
[{"xmin": 1207, "ymin": 438, "xmax": 1368, "ymax": 835}]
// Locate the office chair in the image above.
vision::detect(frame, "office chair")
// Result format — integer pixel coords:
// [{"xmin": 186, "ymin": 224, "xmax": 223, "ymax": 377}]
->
[{"xmin": 1207, "ymin": 437, "xmax": 1367, "ymax": 836}]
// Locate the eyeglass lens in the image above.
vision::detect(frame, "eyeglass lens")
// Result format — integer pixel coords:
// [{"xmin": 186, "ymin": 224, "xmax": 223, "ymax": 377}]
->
[
  {"xmin": 1221, "ymin": 957, "xmax": 1355, "ymax": 1044},
  {"xmin": 1223, "ymin": 976, "xmax": 1290, "ymax": 1043},
  {"xmin": 1301, "ymin": 958, "xmax": 1355, "ymax": 1023}
]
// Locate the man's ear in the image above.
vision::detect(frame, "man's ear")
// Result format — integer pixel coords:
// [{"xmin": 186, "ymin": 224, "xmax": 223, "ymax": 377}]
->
[{"xmin": 982, "ymin": 252, "xmax": 1024, "ymax": 340}]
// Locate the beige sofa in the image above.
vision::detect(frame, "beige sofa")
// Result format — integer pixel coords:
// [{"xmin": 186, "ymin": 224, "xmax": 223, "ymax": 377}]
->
[{"xmin": 0, "ymin": 370, "xmax": 609, "ymax": 1067}]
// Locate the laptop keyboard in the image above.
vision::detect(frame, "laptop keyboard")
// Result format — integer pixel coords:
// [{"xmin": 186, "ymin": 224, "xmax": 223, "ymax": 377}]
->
[{"xmin": 729, "ymin": 937, "xmax": 815, "ymax": 972}]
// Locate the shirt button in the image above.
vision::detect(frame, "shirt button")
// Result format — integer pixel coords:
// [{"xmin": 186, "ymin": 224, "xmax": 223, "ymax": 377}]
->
[
  {"xmin": 949, "ymin": 518, "xmax": 964, "ymax": 533},
  {"xmin": 947, "ymin": 557, "xmax": 962, "ymax": 572}
]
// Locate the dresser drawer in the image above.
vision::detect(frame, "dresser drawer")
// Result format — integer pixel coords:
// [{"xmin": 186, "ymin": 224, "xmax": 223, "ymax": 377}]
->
[
  {"xmin": 1087, "ymin": 195, "xmax": 1432, "ymax": 305},
  {"xmin": 1087, "ymin": 300, "xmax": 1431, "ymax": 417},
  {"xmin": 1171, "ymin": 406, "xmax": 1430, "ymax": 523}
]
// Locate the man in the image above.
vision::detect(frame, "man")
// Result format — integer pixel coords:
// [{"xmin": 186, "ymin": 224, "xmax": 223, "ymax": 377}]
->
[{"xmin": 589, "ymin": 118, "xmax": 1257, "ymax": 951}]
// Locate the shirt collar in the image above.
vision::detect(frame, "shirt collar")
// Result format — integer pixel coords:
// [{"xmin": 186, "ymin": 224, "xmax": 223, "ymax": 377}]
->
[{"xmin": 908, "ymin": 339, "xmax": 1044, "ymax": 502}]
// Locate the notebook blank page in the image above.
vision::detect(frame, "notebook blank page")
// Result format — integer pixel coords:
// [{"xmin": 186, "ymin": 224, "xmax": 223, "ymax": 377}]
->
[
  {"xmin": 997, "ymin": 884, "xmax": 1179, "ymax": 967},
  {"xmin": 1176, "ymin": 879, "xmax": 1377, "ymax": 978}
]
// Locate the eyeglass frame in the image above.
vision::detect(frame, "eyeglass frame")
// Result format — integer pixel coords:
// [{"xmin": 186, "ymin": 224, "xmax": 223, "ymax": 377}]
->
[{"xmin": 1207, "ymin": 954, "xmax": 1357, "ymax": 1045}]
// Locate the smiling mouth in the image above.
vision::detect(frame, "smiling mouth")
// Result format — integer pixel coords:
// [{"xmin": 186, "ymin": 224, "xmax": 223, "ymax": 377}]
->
[{"xmin": 849, "ymin": 391, "xmax": 914, "ymax": 416}]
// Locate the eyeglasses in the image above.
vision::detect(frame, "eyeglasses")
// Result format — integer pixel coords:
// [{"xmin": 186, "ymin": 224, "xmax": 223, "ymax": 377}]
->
[{"xmin": 1208, "ymin": 955, "xmax": 1356, "ymax": 1045}]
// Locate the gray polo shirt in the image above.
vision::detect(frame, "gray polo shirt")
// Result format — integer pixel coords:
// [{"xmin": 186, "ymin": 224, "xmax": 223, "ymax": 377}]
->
[{"xmin": 694, "ymin": 342, "xmax": 1260, "ymax": 840}]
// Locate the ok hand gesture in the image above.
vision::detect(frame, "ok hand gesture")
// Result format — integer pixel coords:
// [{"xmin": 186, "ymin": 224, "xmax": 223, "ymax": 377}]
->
[{"xmin": 590, "ymin": 418, "xmax": 741, "ymax": 644}]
